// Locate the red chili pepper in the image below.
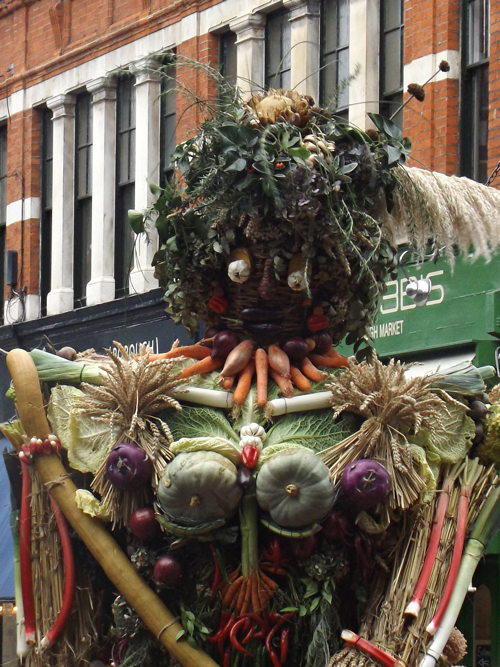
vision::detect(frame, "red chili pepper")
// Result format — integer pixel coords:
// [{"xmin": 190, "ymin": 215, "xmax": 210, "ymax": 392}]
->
[
  {"xmin": 265, "ymin": 625, "xmax": 282, "ymax": 667},
  {"xmin": 241, "ymin": 444, "xmax": 260, "ymax": 469},
  {"xmin": 229, "ymin": 618, "xmax": 254, "ymax": 656},
  {"xmin": 208, "ymin": 294, "xmax": 229, "ymax": 314},
  {"xmin": 209, "ymin": 543, "xmax": 221, "ymax": 598},
  {"xmin": 222, "ymin": 647, "xmax": 231, "ymax": 667},
  {"xmin": 307, "ymin": 313, "xmax": 330, "ymax": 332},
  {"xmin": 280, "ymin": 627, "xmax": 290, "ymax": 664}
]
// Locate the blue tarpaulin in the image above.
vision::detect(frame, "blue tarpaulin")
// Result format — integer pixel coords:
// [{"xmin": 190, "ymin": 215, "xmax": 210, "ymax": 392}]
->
[{"xmin": 0, "ymin": 438, "xmax": 14, "ymax": 599}]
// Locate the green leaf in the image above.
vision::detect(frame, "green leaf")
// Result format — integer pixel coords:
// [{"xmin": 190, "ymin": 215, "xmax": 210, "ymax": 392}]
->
[
  {"xmin": 339, "ymin": 162, "xmax": 358, "ymax": 175},
  {"xmin": 224, "ymin": 158, "xmax": 247, "ymax": 172},
  {"xmin": 309, "ymin": 597, "xmax": 320, "ymax": 613},
  {"xmin": 288, "ymin": 146, "xmax": 310, "ymax": 160},
  {"xmin": 411, "ymin": 401, "xmax": 475, "ymax": 464},
  {"xmin": 264, "ymin": 409, "xmax": 358, "ymax": 453},
  {"xmin": 166, "ymin": 235, "xmax": 178, "ymax": 251},
  {"xmin": 384, "ymin": 145, "xmax": 403, "ymax": 165},
  {"xmin": 299, "ymin": 604, "xmax": 308, "ymax": 617},
  {"xmin": 128, "ymin": 209, "xmax": 145, "ymax": 234},
  {"xmin": 175, "ymin": 629, "xmax": 186, "ymax": 641},
  {"xmin": 163, "ymin": 406, "xmax": 239, "ymax": 443},
  {"xmin": 149, "ymin": 182, "xmax": 162, "ymax": 195}
]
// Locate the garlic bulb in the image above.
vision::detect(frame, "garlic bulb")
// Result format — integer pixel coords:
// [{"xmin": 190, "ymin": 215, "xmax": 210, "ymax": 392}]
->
[
  {"xmin": 288, "ymin": 271, "xmax": 307, "ymax": 291},
  {"xmin": 240, "ymin": 423, "xmax": 266, "ymax": 440},
  {"xmin": 228, "ymin": 259, "xmax": 251, "ymax": 283}
]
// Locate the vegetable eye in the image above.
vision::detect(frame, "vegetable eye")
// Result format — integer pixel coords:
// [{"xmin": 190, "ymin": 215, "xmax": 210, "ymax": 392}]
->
[
  {"xmin": 227, "ymin": 248, "xmax": 252, "ymax": 284},
  {"xmin": 287, "ymin": 254, "xmax": 309, "ymax": 292}
]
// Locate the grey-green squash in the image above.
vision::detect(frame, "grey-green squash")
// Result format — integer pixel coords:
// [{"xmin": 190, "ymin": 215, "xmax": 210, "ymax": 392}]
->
[
  {"xmin": 156, "ymin": 451, "xmax": 243, "ymax": 524},
  {"xmin": 256, "ymin": 449, "xmax": 336, "ymax": 527}
]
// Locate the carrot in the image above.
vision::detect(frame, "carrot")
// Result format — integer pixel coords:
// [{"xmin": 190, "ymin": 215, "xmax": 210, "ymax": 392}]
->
[
  {"xmin": 267, "ymin": 344, "xmax": 291, "ymax": 379},
  {"xmin": 300, "ymin": 357, "xmax": 327, "ymax": 382},
  {"xmin": 270, "ymin": 369, "xmax": 294, "ymax": 397},
  {"xmin": 255, "ymin": 348, "xmax": 269, "ymax": 408},
  {"xmin": 290, "ymin": 365, "xmax": 312, "ymax": 392},
  {"xmin": 180, "ymin": 356, "xmax": 224, "ymax": 379},
  {"xmin": 309, "ymin": 353, "xmax": 349, "ymax": 368},
  {"xmin": 325, "ymin": 347, "xmax": 349, "ymax": 361},
  {"xmin": 220, "ymin": 340, "xmax": 255, "ymax": 378},
  {"xmin": 220, "ymin": 376, "xmax": 235, "ymax": 390},
  {"xmin": 148, "ymin": 345, "xmax": 211, "ymax": 361},
  {"xmin": 233, "ymin": 360, "xmax": 255, "ymax": 405}
]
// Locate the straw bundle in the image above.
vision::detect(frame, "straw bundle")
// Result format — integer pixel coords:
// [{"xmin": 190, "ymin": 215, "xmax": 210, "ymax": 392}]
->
[{"xmin": 26, "ymin": 469, "xmax": 97, "ymax": 666}]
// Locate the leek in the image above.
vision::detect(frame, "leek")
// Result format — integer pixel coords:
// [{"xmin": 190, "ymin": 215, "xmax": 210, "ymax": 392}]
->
[
  {"xmin": 29, "ymin": 349, "xmax": 104, "ymax": 385},
  {"xmin": 419, "ymin": 484, "xmax": 500, "ymax": 667},
  {"xmin": 429, "ymin": 361, "xmax": 496, "ymax": 396}
]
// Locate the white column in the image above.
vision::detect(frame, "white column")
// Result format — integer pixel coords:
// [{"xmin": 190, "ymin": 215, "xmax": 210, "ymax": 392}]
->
[
  {"xmin": 348, "ymin": 0, "xmax": 380, "ymax": 130},
  {"xmin": 229, "ymin": 14, "xmax": 266, "ymax": 97},
  {"xmin": 129, "ymin": 58, "xmax": 161, "ymax": 294},
  {"xmin": 86, "ymin": 77, "xmax": 117, "ymax": 305},
  {"xmin": 46, "ymin": 94, "xmax": 75, "ymax": 315},
  {"xmin": 285, "ymin": 0, "xmax": 321, "ymax": 102}
]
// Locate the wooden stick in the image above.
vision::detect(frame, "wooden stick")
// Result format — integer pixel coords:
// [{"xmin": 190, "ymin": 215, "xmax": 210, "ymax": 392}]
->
[{"xmin": 6, "ymin": 348, "xmax": 217, "ymax": 667}]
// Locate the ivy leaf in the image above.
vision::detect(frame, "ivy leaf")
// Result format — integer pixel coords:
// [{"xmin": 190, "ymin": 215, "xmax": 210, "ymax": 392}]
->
[
  {"xmin": 224, "ymin": 158, "xmax": 247, "ymax": 172},
  {"xmin": 384, "ymin": 144, "xmax": 404, "ymax": 166},
  {"xmin": 128, "ymin": 209, "xmax": 145, "ymax": 234}
]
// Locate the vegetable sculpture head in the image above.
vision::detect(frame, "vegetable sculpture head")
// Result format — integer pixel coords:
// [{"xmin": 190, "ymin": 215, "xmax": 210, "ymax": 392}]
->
[
  {"xmin": 105, "ymin": 442, "xmax": 153, "ymax": 490},
  {"xmin": 256, "ymin": 449, "xmax": 336, "ymax": 528},
  {"xmin": 157, "ymin": 451, "xmax": 243, "ymax": 524},
  {"xmin": 340, "ymin": 458, "xmax": 391, "ymax": 509}
]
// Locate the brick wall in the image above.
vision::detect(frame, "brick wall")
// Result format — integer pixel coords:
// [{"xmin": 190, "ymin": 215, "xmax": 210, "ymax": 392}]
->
[
  {"xmin": 403, "ymin": 0, "xmax": 461, "ymax": 174},
  {"xmin": 489, "ymin": 0, "xmax": 500, "ymax": 183}
]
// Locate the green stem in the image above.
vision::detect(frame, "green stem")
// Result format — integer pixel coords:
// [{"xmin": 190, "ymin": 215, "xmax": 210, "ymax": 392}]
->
[
  {"xmin": 239, "ymin": 486, "xmax": 259, "ymax": 578},
  {"xmin": 419, "ymin": 484, "xmax": 500, "ymax": 667}
]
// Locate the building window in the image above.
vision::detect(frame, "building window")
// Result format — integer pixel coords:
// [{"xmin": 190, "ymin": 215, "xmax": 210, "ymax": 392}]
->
[
  {"xmin": 461, "ymin": 0, "xmax": 489, "ymax": 182},
  {"xmin": 220, "ymin": 31, "xmax": 237, "ymax": 88},
  {"xmin": 40, "ymin": 108, "xmax": 53, "ymax": 316},
  {"xmin": 0, "ymin": 124, "xmax": 6, "ymax": 323},
  {"xmin": 380, "ymin": 0, "xmax": 404, "ymax": 125},
  {"xmin": 115, "ymin": 74, "xmax": 136, "ymax": 297},
  {"xmin": 160, "ymin": 60, "xmax": 176, "ymax": 184},
  {"xmin": 320, "ymin": 0, "xmax": 350, "ymax": 117},
  {"xmin": 265, "ymin": 10, "xmax": 291, "ymax": 90},
  {"xmin": 74, "ymin": 92, "xmax": 93, "ymax": 307}
]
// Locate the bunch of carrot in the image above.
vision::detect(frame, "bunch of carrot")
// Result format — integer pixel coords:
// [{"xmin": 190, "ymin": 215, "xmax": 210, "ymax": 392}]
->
[{"xmin": 147, "ymin": 340, "xmax": 349, "ymax": 407}]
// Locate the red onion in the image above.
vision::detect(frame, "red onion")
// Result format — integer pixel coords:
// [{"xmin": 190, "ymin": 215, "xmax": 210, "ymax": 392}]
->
[
  {"xmin": 105, "ymin": 442, "xmax": 153, "ymax": 490},
  {"xmin": 128, "ymin": 507, "xmax": 160, "ymax": 541},
  {"xmin": 153, "ymin": 554, "xmax": 183, "ymax": 587},
  {"xmin": 211, "ymin": 330, "xmax": 239, "ymax": 359},
  {"xmin": 312, "ymin": 332, "xmax": 333, "ymax": 354},
  {"xmin": 282, "ymin": 337, "xmax": 309, "ymax": 362},
  {"xmin": 340, "ymin": 459, "xmax": 391, "ymax": 509}
]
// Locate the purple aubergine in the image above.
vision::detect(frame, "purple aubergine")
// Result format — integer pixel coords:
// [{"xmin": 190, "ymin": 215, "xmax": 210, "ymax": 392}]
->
[
  {"xmin": 340, "ymin": 459, "xmax": 391, "ymax": 509},
  {"xmin": 105, "ymin": 442, "xmax": 153, "ymax": 490},
  {"xmin": 211, "ymin": 330, "xmax": 239, "ymax": 359}
]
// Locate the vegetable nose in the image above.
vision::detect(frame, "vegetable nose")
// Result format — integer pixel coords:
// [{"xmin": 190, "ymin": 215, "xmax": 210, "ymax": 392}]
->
[{"xmin": 258, "ymin": 258, "xmax": 275, "ymax": 301}]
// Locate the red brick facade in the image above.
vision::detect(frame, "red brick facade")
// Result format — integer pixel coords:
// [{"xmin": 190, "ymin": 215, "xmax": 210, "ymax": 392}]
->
[{"xmin": 0, "ymin": 0, "xmax": 498, "ymax": 309}]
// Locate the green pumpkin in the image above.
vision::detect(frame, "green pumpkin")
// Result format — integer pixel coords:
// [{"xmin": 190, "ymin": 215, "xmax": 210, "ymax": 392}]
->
[
  {"xmin": 157, "ymin": 451, "xmax": 242, "ymax": 524},
  {"xmin": 256, "ymin": 449, "xmax": 336, "ymax": 528}
]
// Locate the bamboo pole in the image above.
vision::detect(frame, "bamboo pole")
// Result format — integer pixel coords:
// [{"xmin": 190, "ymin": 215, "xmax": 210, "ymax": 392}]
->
[{"xmin": 6, "ymin": 348, "xmax": 218, "ymax": 667}]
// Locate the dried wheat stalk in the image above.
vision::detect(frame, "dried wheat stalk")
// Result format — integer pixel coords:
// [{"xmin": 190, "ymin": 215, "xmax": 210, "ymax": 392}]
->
[
  {"xmin": 77, "ymin": 342, "xmax": 185, "ymax": 527},
  {"xmin": 382, "ymin": 166, "xmax": 500, "ymax": 262},
  {"xmin": 320, "ymin": 355, "xmax": 452, "ymax": 510}
]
